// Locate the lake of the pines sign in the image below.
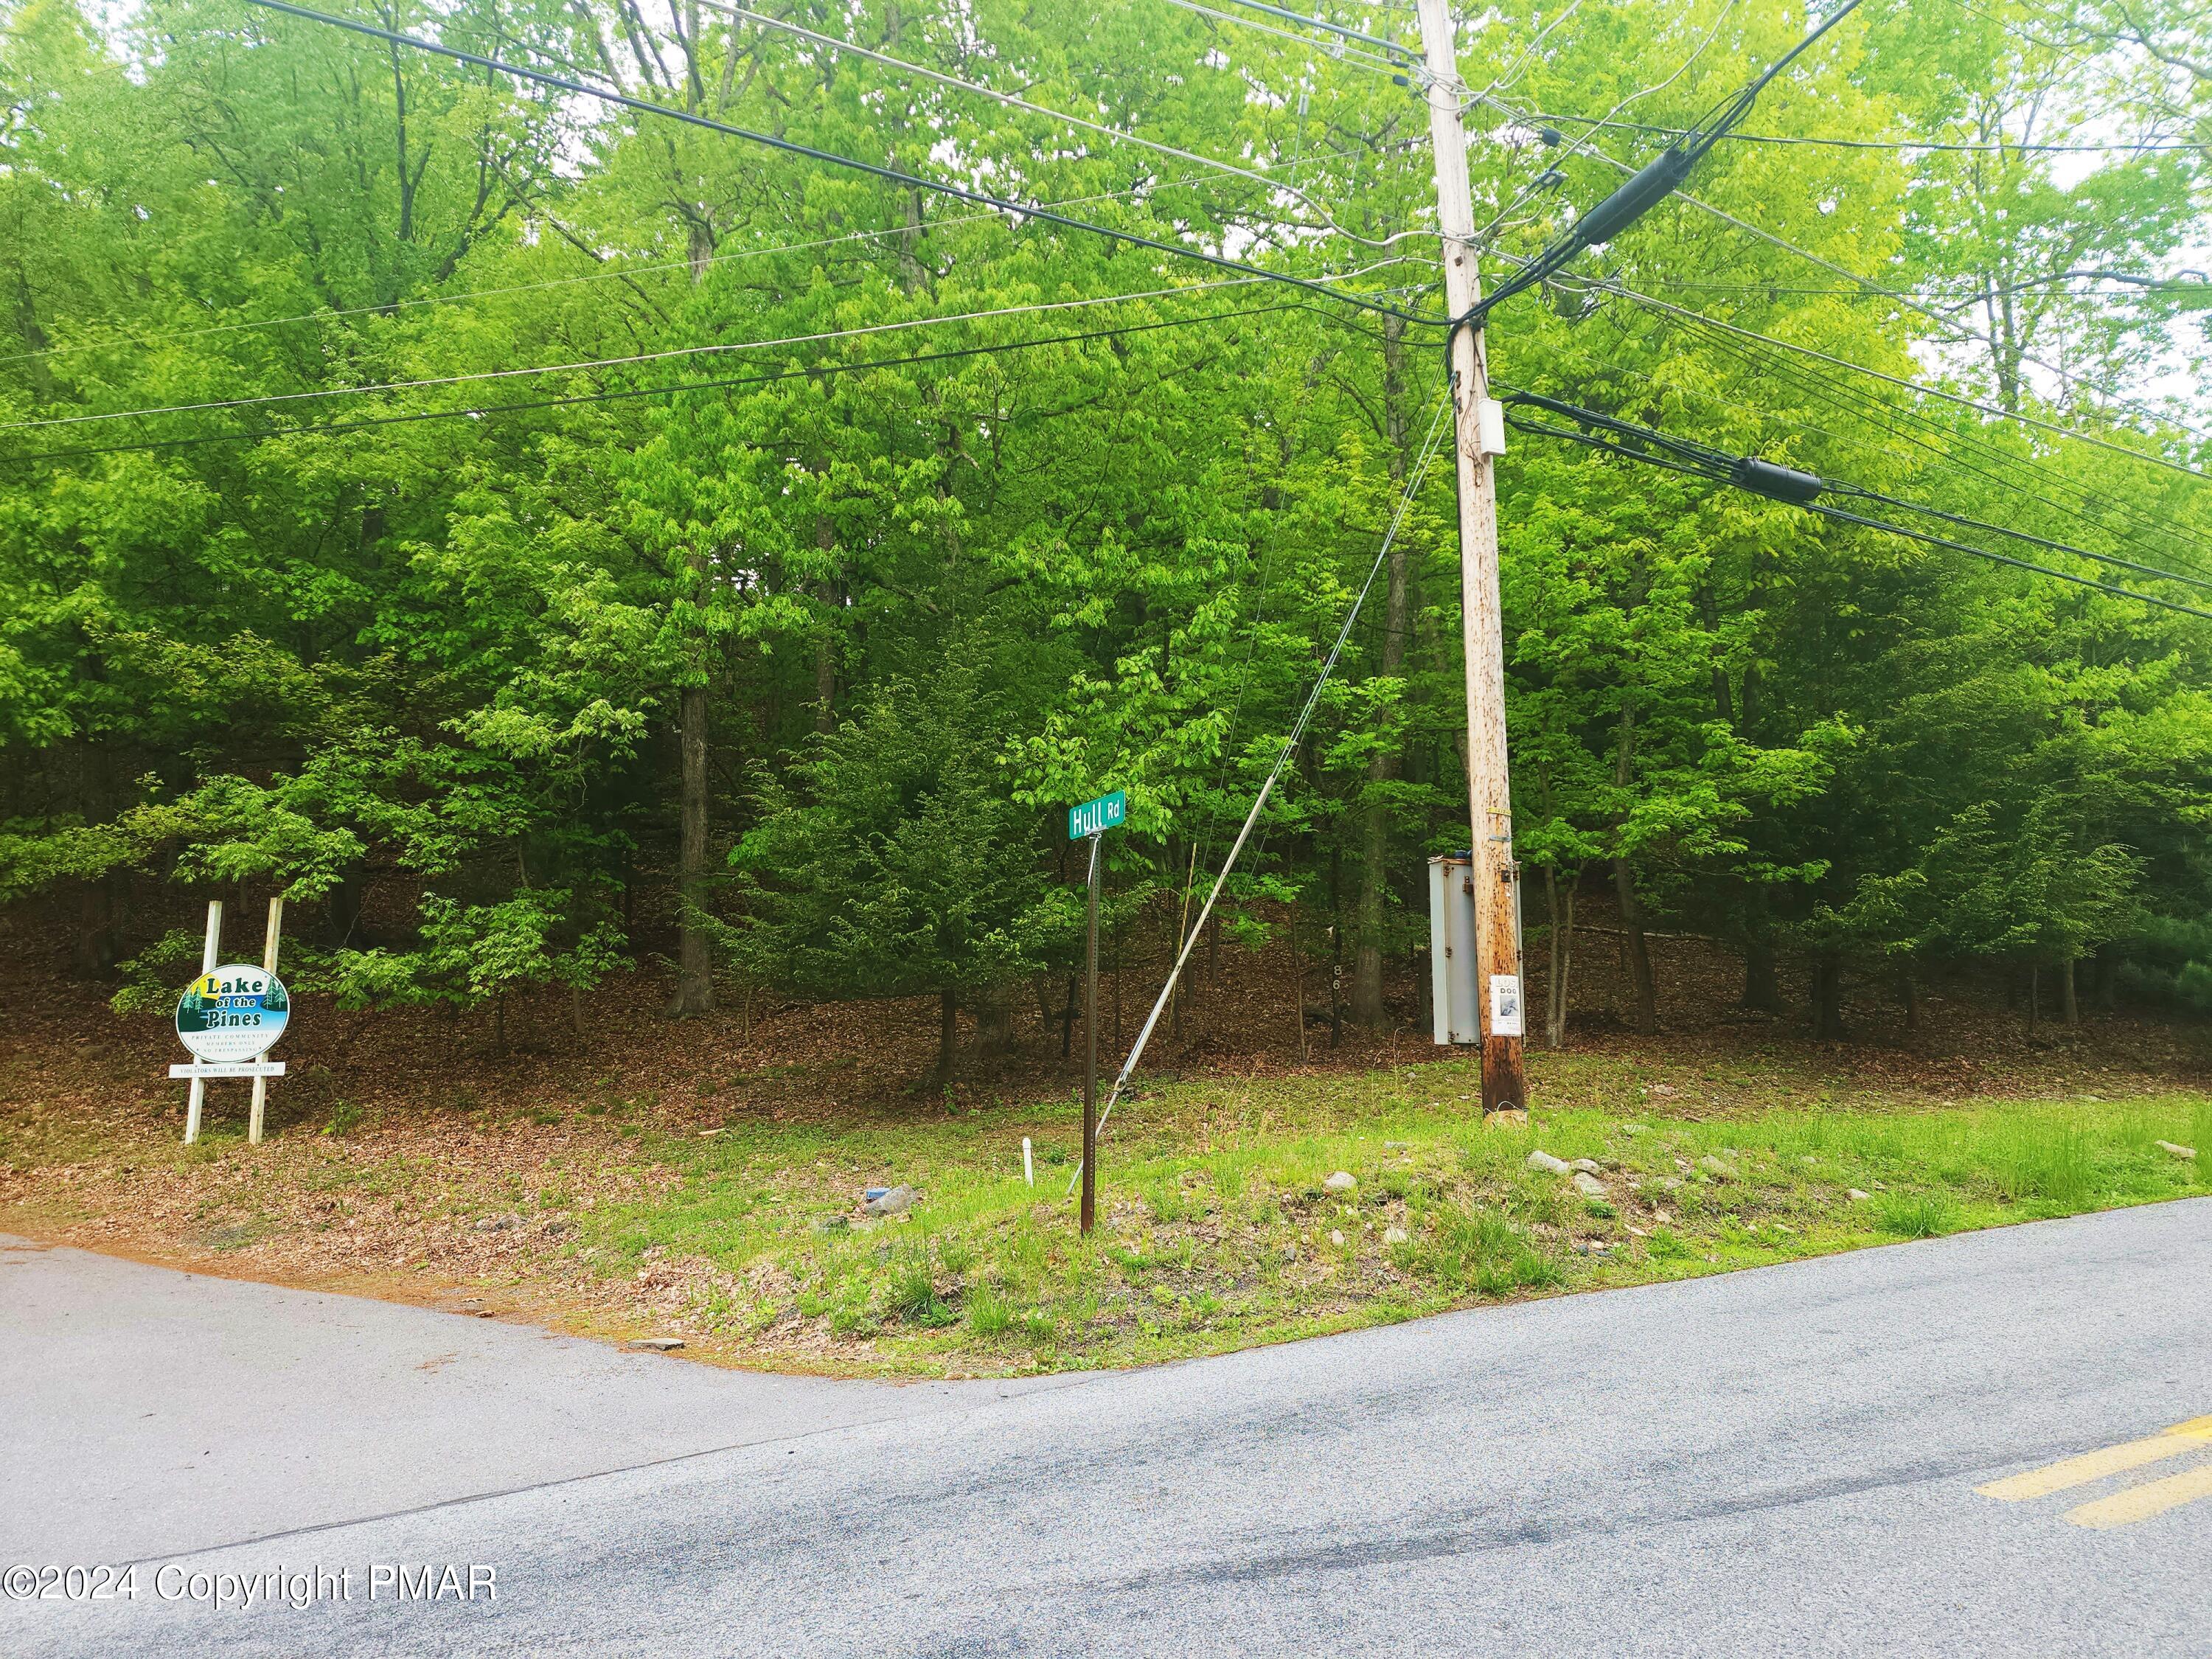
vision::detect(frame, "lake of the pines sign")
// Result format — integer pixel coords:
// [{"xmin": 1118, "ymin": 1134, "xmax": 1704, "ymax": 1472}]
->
[{"xmin": 175, "ymin": 965, "xmax": 291, "ymax": 1065}]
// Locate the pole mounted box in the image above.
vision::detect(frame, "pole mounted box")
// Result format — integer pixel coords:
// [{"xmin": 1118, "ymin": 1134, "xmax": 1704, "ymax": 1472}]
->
[{"xmin": 1428, "ymin": 854, "xmax": 1481, "ymax": 1045}]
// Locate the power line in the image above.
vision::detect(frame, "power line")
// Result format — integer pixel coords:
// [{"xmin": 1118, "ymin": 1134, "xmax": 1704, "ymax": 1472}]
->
[
  {"xmin": 1660, "ymin": 185, "xmax": 2212, "ymax": 445},
  {"xmin": 1514, "ymin": 106, "xmax": 2207, "ymax": 155},
  {"xmin": 1641, "ymin": 304, "xmax": 2212, "ymax": 573},
  {"xmin": 1466, "ymin": 0, "xmax": 1743, "ymax": 248},
  {"xmin": 1502, "ymin": 394, "xmax": 2212, "ymax": 622},
  {"xmin": 1595, "ymin": 320, "xmax": 2212, "ymax": 584},
  {"xmin": 1462, "ymin": 0, "xmax": 1865, "ymax": 331},
  {"xmin": 1512, "ymin": 380, "xmax": 2212, "ymax": 591},
  {"xmin": 1830, "ymin": 479, "xmax": 2212, "ymax": 593},
  {"xmin": 1627, "ymin": 269, "xmax": 2210, "ymax": 302},
  {"xmin": 1477, "ymin": 88, "xmax": 2212, "ymax": 447},
  {"xmin": 1074, "ymin": 389, "xmax": 1456, "ymax": 1188},
  {"xmin": 1553, "ymin": 267, "xmax": 2212, "ymax": 486},
  {"xmin": 237, "ymin": 0, "xmax": 1442, "ymax": 328},
  {"xmin": 1158, "ymin": 0, "xmax": 1411, "ymax": 75},
  {"xmin": 1206, "ymin": 0, "xmax": 1415, "ymax": 60},
  {"xmin": 0, "ymin": 303, "xmax": 1310, "ymax": 467},
  {"xmin": 0, "ymin": 172, "xmax": 1248, "ymax": 369},
  {"xmin": 0, "ymin": 275, "xmax": 1378, "ymax": 434},
  {"xmin": 705, "ymin": 3, "xmax": 1397, "ymax": 248}
]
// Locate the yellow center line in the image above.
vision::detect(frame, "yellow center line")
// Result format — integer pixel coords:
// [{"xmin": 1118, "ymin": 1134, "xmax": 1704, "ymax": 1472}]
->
[
  {"xmin": 2067, "ymin": 1460, "xmax": 2212, "ymax": 1530},
  {"xmin": 1976, "ymin": 1416, "xmax": 2212, "ymax": 1503}
]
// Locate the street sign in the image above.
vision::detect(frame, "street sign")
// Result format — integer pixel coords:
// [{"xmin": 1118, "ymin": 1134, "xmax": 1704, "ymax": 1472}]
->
[
  {"xmin": 1067, "ymin": 790, "xmax": 1127, "ymax": 1234},
  {"xmin": 1068, "ymin": 789, "xmax": 1127, "ymax": 841}
]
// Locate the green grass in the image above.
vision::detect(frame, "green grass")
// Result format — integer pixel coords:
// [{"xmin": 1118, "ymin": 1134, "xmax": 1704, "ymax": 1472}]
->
[{"xmin": 566, "ymin": 1056, "xmax": 2212, "ymax": 1377}]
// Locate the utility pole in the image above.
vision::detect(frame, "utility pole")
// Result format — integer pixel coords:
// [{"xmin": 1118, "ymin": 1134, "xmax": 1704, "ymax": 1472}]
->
[{"xmin": 1415, "ymin": 0, "xmax": 1528, "ymax": 1118}]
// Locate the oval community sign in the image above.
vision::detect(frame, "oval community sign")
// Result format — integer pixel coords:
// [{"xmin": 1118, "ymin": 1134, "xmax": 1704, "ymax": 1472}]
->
[{"xmin": 175, "ymin": 964, "xmax": 291, "ymax": 1065}]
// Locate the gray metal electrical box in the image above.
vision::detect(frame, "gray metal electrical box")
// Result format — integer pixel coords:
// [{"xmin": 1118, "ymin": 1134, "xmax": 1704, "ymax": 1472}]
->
[{"xmin": 1427, "ymin": 854, "xmax": 1479, "ymax": 1045}]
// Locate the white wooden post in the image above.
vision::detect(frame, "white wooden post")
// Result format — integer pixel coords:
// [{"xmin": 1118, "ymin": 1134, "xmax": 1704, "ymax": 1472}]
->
[
  {"xmin": 247, "ymin": 896, "xmax": 284, "ymax": 1145},
  {"xmin": 183, "ymin": 900, "xmax": 223, "ymax": 1145}
]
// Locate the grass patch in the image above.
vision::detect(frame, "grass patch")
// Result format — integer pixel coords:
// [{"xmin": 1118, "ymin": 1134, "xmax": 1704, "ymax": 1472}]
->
[
  {"xmin": 11, "ymin": 1043, "xmax": 2202, "ymax": 1381},
  {"xmin": 550, "ymin": 1057, "xmax": 2209, "ymax": 1377}
]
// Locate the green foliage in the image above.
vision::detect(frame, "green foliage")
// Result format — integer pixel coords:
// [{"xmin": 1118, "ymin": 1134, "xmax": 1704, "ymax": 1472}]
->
[
  {"xmin": 1, "ymin": 0, "xmax": 2210, "ymax": 1051},
  {"xmin": 728, "ymin": 663, "xmax": 1060, "ymax": 1015}
]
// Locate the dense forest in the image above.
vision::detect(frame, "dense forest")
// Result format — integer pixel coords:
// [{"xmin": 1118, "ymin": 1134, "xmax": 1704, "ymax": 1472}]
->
[{"xmin": 4, "ymin": 0, "xmax": 2211, "ymax": 1084}]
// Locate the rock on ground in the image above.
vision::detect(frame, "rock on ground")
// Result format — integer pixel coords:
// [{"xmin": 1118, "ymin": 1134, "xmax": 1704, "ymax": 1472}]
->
[
  {"xmin": 865, "ymin": 1186, "xmax": 917, "ymax": 1216},
  {"xmin": 1527, "ymin": 1151, "xmax": 1571, "ymax": 1175}
]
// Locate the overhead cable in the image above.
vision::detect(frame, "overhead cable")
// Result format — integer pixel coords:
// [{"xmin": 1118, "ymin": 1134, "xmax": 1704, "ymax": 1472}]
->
[
  {"xmin": 0, "ymin": 303, "xmax": 1308, "ymax": 467},
  {"xmin": 1071, "ymin": 392, "xmax": 1456, "ymax": 1189},
  {"xmin": 235, "ymin": 0, "xmax": 1442, "ymax": 327},
  {"xmin": 1644, "ymin": 306, "xmax": 2212, "ymax": 574},
  {"xmin": 1514, "ymin": 108, "xmax": 2208, "ymax": 155},
  {"xmin": 705, "ymin": 3, "xmax": 1399, "ymax": 247},
  {"xmin": 1551, "ymin": 268, "xmax": 2211, "ymax": 486},
  {"xmin": 1458, "ymin": 0, "xmax": 1864, "ymax": 332},
  {"xmin": 0, "ymin": 170, "xmax": 1253, "ymax": 369},
  {"xmin": 1157, "ymin": 0, "xmax": 1409, "ymax": 77},
  {"xmin": 0, "ymin": 275, "xmax": 1400, "ymax": 434},
  {"xmin": 1503, "ymin": 393, "xmax": 2212, "ymax": 621},
  {"xmin": 1480, "ymin": 97, "xmax": 2212, "ymax": 449}
]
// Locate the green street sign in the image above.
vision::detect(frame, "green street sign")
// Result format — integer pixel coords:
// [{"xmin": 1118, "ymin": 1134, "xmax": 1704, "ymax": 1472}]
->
[{"xmin": 1068, "ymin": 790, "xmax": 1127, "ymax": 841}]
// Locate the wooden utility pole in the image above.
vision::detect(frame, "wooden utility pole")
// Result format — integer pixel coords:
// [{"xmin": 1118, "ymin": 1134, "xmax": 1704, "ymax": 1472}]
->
[{"xmin": 1415, "ymin": 0, "xmax": 1528, "ymax": 1116}]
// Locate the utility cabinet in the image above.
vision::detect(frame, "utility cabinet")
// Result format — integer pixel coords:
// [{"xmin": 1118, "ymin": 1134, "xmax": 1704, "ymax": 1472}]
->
[{"xmin": 1427, "ymin": 853, "xmax": 1480, "ymax": 1045}]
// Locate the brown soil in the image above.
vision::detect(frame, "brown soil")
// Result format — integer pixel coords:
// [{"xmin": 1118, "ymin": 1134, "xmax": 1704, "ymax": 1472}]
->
[{"xmin": 2, "ymin": 900, "xmax": 2203, "ymax": 1366}]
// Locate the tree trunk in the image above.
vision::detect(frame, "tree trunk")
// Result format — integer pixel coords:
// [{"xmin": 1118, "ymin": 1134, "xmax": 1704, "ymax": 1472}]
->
[
  {"xmin": 2094, "ymin": 950, "xmax": 2117, "ymax": 1015},
  {"xmin": 1740, "ymin": 889, "xmax": 1781, "ymax": 1014},
  {"xmin": 1612, "ymin": 858, "xmax": 1658, "ymax": 1036},
  {"xmin": 669, "ymin": 677, "xmax": 715, "ymax": 1016},
  {"xmin": 327, "ymin": 860, "xmax": 366, "ymax": 948},
  {"xmin": 1810, "ymin": 953, "xmax": 1846, "ymax": 1040},
  {"xmin": 72, "ymin": 880, "xmax": 120, "ymax": 979},
  {"xmin": 1290, "ymin": 900, "xmax": 1309, "ymax": 1061},
  {"xmin": 2027, "ymin": 965, "xmax": 2039, "ymax": 1038},
  {"xmin": 2060, "ymin": 958, "xmax": 2079, "ymax": 1026},
  {"xmin": 813, "ymin": 521, "xmax": 839, "ymax": 734},
  {"xmin": 1900, "ymin": 970, "xmax": 1920, "ymax": 1033},
  {"xmin": 1060, "ymin": 974, "xmax": 1078, "ymax": 1059},
  {"xmin": 1545, "ymin": 866, "xmax": 1574, "ymax": 1050},
  {"xmin": 973, "ymin": 998, "xmax": 1014, "ymax": 1062},
  {"xmin": 1328, "ymin": 846, "xmax": 1344, "ymax": 1048},
  {"xmin": 931, "ymin": 985, "xmax": 959, "ymax": 1090},
  {"xmin": 1741, "ymin": 939, "xmax": 1781, "ymax": 1013},
  {"xmin": 1352, "ymin": 319, "xmax": 1415, "ymax": 1030}
]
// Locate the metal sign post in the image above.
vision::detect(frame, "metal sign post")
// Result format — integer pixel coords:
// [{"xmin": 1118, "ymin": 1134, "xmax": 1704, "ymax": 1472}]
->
[{"xmin": 1068, "ymin": 791, "xmax": 1126, "ymax": 1235}]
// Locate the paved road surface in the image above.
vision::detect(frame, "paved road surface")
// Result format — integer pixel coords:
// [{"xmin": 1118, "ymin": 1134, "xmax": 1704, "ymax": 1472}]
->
[{"xmin": 5, "ymin": 1202, "xmax": 2210, "ymax": 1656}]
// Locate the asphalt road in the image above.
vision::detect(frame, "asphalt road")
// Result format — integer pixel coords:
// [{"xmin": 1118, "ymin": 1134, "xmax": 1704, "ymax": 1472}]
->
[{"xmin": 5, "ymin": 1201, "xmax": 2210, "ymax": 1657}]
